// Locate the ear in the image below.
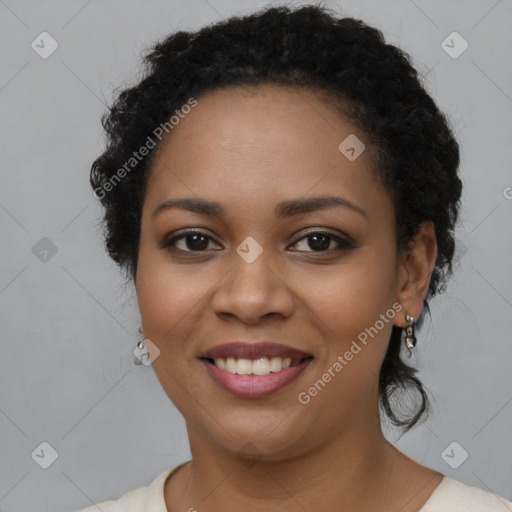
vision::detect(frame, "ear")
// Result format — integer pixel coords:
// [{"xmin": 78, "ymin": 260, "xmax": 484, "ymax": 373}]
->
[{"xmin": 393, "ymin": 221, "xmax": 437, "ymax": 328}]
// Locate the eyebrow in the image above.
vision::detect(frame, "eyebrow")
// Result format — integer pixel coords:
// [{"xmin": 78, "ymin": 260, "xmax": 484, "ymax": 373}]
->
[{"xmin": 151, "ymin": 195, "xmax": 367, "ymax": 220}]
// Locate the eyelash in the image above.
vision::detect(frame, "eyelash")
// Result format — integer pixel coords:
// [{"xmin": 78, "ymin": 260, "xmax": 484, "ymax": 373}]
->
[{"xmin": 162, "ymin": 229, "xmax": 355, "ymax": 256}]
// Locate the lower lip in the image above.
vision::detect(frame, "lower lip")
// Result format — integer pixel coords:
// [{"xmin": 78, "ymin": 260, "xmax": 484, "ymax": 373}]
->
[{"xmin": 202, "ymin": 359, "xmax": 312, "ymax": 398}]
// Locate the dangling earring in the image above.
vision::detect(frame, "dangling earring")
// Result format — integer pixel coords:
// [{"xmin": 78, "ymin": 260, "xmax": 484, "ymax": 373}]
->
[
  {"xmin": 133, "ymin": 326, "xmax": 161, "ymax": 366},
  {"xmin": 133, "ymin": 325, "xmax": 144, "ymax": 366},
  {"xmin": 404, "ymin": 314, "xmax": 416, "ymax": 357}
]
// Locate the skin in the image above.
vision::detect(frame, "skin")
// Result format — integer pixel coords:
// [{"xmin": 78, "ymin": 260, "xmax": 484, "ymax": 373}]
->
[{"xmin": 135, "ymin": 85, "xmax": 441, "ymax": 511}]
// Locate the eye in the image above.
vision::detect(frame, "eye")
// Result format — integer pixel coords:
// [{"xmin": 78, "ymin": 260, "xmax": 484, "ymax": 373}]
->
[
  {"xmin": 289, "ymin": 231, "xmax": 354, "ymax": 253},
  {"xmin": 162, "ymin": 229, "xmax": 355, "ymax": 255},
  {"xmin": 163, "ymin": 230, "xmax": 220, "ymax": 253}
]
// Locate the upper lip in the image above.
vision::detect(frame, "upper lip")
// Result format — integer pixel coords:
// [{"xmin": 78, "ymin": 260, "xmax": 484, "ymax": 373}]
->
[{"xmin": 200, "ymin": 342, "xmax": 312, "ymax": 360}]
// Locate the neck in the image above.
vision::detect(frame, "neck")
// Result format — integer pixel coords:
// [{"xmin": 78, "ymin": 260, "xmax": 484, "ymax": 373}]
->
[{"xmin": 167, "ymin": 410, "xmax": 414, "ymax": 511}]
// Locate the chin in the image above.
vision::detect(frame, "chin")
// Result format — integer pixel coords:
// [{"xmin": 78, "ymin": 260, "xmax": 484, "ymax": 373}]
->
[{"xmin": 195, "ymin": 405, "xmax": 319, "ymax": 461}]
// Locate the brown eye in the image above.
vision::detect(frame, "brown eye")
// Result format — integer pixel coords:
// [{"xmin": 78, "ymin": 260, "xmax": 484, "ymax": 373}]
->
[
  {"xmin": 163, "ymin": 231, "xmax": 220, "ymax": 252},
  {"xmin": 290, "ymin": 231, "xmax": 354, "ymax": 253}
]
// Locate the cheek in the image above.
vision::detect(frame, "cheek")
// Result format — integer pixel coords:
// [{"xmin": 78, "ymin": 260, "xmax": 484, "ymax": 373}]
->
[
  {"xmin": 306, "ymin": 248, "xmax": 399, "ymax": 391},
  {"xmin": 312, "ymin": 247, "xmax": 398, "ymax": 328},
  {"xmin": 135, "ymin": 254, "xmax": 211, "ymax": 415},
  {"xmin": 297, "ymin": 266, "xmax": 398, "ymax": 416},
  {"xmin": 136, "ymin": 242, "xmax": 216, "ymax": 338}
]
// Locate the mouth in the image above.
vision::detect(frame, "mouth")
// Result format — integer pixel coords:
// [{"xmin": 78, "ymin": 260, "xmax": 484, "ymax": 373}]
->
[
  {"xmin": 199, "ymin": 342, "xmax": 313, "ymax": 398},
  {"xmin": 202, "ymin": 355, "xmax": 310, "ymax": 375}
]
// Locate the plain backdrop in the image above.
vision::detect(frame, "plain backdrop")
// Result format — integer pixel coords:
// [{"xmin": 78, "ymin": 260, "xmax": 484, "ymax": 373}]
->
[{"xmin": 1, "ymin": 0, "xmax": 511, "ymax": 510}]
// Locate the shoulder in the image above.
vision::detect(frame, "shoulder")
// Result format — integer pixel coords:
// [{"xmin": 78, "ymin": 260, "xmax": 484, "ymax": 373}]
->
[
  {"xmin": 420, "ymin": 475, "xmax": 512, "ymax": 511},
  {"xmin": 74, "ymin": 468, "xmax": 174, "ymax": 512}
]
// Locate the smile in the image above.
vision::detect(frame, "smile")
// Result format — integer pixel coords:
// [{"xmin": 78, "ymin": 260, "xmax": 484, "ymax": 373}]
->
[
  {"xmin": 211, "ymin": 356, "xmax": 304, "ymax": 375},
  {"xmin": 199, "ymin": 342, "xmax": 313, "ymax": 398}
]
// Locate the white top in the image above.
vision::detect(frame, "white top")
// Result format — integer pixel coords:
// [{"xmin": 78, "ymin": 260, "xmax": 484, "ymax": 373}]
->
[{"xmin": 76, "ymin": 464, "xmax": 512, "ymax": 511}]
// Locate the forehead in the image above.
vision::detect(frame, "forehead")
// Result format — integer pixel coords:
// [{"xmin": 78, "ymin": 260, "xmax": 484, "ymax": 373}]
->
[{"xmin": 144, "ymin": 85, "xmax": 390, "ymax": 222}]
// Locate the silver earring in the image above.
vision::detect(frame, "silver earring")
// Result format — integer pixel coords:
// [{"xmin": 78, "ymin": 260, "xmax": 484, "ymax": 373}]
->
[
  {"xmin": 133, "ymin": 326, "xmax": 144, "ymax": 365},
  {"xmin": 404, "ymin": 314, "xmax": 416, "ymax": 357}
]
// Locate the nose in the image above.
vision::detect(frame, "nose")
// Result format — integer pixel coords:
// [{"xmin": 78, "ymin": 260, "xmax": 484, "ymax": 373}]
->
[{"xmin": 211, "ymin": 248, "xmax": 295, "ymax": 325}]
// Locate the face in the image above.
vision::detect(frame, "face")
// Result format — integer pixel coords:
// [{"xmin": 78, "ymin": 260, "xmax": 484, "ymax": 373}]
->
[{"xmin": 135, "ymin": 85, "xmax": 410, "ymax": 460}]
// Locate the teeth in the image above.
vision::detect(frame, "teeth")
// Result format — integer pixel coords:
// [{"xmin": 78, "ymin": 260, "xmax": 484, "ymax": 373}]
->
[
  {"xmin": 225, "ymin": 357, "xmax": 236, "ymax": 373},
  {"xmin": 252, "ymin": 358, "xmax": 270, "ymax": 376},
  {"xmin": 213, "ymin": 356, "xmax": 299, "ymax": 375},
  {"xmin": 269, "ymin": 357, "xmax": 282, "ymax": 372},
  {"xmin": 235, "ymin": 358, "xmax": 252, "ymax": 375}
]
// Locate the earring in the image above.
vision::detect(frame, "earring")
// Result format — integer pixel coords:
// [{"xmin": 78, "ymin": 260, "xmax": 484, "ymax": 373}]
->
[
  {"xmin": 404, "ymin": 314, "xmax": 416, "ymax": 357},
  {"xmin": 133, "ymin": 325, "xmax": 144, "ymax": 366}
]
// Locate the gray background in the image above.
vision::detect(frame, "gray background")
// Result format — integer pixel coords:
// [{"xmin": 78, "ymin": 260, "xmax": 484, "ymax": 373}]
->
[{"xmin": 1, "ymin": 0, "xmax": 511, "ymax": 510}]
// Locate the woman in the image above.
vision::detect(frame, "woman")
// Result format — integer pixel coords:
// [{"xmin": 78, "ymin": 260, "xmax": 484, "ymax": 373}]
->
[{"xmin": 80, "ymin": 5, "xmax": 511, "ymax": 511}]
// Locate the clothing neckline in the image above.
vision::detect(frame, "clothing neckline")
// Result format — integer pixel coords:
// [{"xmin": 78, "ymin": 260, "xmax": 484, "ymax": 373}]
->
[{"xmin": 417, "ymin": 474, "xmax": 448, "ymax": 511}]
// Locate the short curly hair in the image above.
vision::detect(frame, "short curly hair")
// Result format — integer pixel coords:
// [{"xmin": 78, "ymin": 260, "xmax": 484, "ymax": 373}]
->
[{"xmin": 90, "ymin": 4, "xmax": 462, "ymax": 431}]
